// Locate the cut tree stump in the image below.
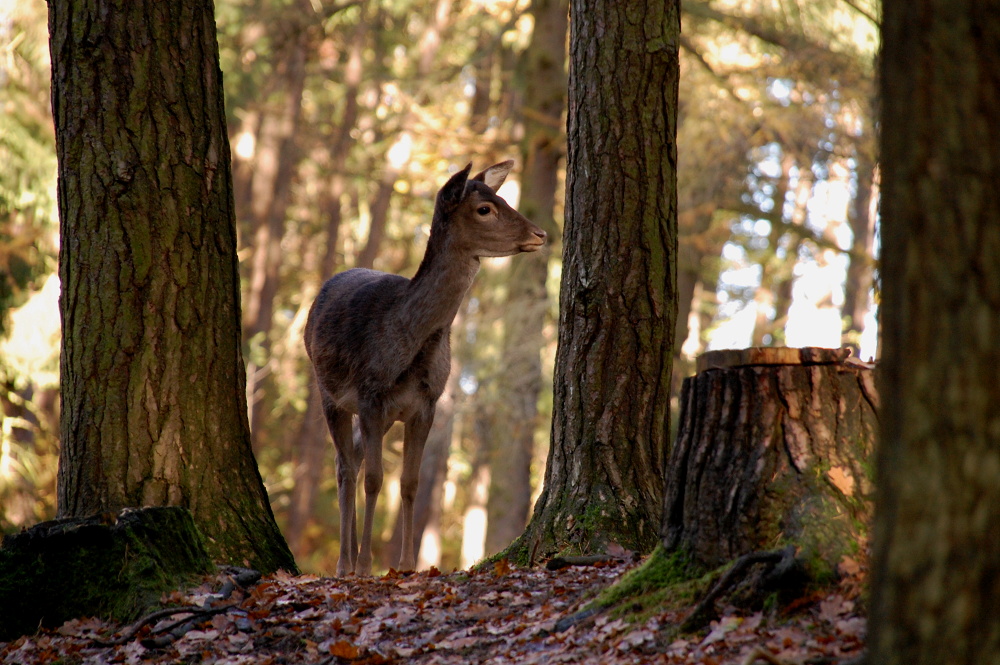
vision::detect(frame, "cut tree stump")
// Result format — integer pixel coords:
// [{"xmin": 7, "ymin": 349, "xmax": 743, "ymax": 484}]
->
[
  {"xmin": 0, "ymin": 506, "xmax": 214, "ymax": 641},
  {"xmin": 663, "ymin": 347, "xmax": 878, "ymax": 582}
]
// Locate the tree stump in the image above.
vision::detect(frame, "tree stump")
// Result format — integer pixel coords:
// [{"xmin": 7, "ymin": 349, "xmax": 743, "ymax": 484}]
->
[
  {"xmin": 0, "ymin": 507, "xmax": 214, "ymax": 640},
  {"xmin": 663, "ymin": 347, "xmax": 878, "ymax": 581}
]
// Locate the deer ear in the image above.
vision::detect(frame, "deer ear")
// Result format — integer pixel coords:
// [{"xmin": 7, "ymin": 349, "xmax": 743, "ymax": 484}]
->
[
  {"xmin": 437, "ymin": 163, "xmax": 473, "ymax": 209},
  {"xmin": 471, "ymin": 160, "xmax": 514, "ymax": 192}
]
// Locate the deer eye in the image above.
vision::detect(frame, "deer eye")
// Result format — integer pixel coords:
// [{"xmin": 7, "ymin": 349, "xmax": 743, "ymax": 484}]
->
[{"xmin": 476, "ymin": 205, "xmax": 492, "ymax": 216}]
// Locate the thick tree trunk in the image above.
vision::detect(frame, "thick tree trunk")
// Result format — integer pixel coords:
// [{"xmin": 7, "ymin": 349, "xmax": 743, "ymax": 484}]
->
[
  {"xmin": 483, "ymin": 0, "xmax": 567, "ymax": 558},
  {"xmin": 868, "ymin": 2, "xmax": 1000, "ymax": 663},
  {"xmin": 507, "ymin": 0, "xmax": 679, "ymax": 561},
  {"xmin": 663, "ymin": 348, "xmax": 877, "ymax": 579},
  {"xmin": 49, "ymin": 0, "xmax": 295, "ymax": 573}
]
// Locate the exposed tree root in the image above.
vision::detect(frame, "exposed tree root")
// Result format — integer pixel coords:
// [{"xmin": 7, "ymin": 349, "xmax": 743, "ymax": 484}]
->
[
  {"xmin": 681, "ymin": 546, "xmax": 798, "ymax": 632},
  {"xmin": 93, "ymin": 566, "xmax": 261, "ymax": 647}
]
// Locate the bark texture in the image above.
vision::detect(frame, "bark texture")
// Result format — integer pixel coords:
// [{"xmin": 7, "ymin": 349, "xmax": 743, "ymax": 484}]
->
[
  {"xmin": 663, "ymin": 348, "xmax": 877, "ymax": 579},
  {"xmin": 50, "ymin": 0, "xmax": 295, "ymax": 573},
  {"xmin": 868, "ymin": 2, "xmax": 1000, "ymax": 663},
  {"xmin": 510, "ymin": 0, "xmax": 679, "ymax": 559}
]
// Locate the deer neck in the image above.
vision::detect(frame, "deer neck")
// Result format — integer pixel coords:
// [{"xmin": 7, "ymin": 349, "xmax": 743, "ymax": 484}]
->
[{"xmin": 402, "ymin": 243, "xmax": 479, "ymax": 336}]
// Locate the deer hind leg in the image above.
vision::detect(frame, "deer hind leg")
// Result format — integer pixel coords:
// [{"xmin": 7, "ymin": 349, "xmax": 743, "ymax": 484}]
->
[
  {"xmin": 399, "ymin": 402, "xmax": 435, "ymax": 572},
  {"xmin": 325, "ymin": 396, "xmax": 359, "ymax": 577}
]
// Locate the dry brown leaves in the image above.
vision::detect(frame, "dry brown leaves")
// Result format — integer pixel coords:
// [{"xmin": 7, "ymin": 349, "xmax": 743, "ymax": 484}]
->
[{"xmin": 0, "ymin": 557, "xmax": 866, "ymax": 665}]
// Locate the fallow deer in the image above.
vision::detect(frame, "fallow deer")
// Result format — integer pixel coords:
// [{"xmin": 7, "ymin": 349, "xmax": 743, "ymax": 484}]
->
[{"xmin": 304, "ymin": 161, "xmax": 546, "ymax": 575}]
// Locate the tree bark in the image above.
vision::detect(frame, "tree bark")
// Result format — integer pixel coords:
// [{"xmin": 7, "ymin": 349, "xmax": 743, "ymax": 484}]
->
[
  {"xmin": 868, "ymin": 1, "xmax": 1000, "ymax": 663},
  {"xmin": 663, "ymin": 348, "xmax": 877, "ymax": 579},
  {"xmin": 50, "ymin": 0, "xmax": 296, "ymax": 573},
  {"xmin": 508, "ymin": 0, "xmax": 680, "ymax": 560},
  {"xmin": 484, "ymin": 0, "xmax": 568, "ymax": 558}
]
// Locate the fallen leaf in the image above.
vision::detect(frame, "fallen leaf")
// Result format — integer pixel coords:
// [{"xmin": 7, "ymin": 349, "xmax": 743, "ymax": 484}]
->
[
  {"xmin": 701, "ymin": 615, "xmax": 742, "ymax": 646},
  {"xmin": 328, "ymin": 639, "xmax": 360, "ymax": 659},
  {"xmin": 836, "ymin": 617, "xmax": 867, "ymax": 640},
  {"xmin": 818, "ymin": 596, "xmax": 854, "ymax": 624}
]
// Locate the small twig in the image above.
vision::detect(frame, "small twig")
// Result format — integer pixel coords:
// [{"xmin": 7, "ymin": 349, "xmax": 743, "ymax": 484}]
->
[
  {"xmin": 553, "ymin": 606, "xmax": 603, "ymax": 633},
  {"xmin": 546, "ymin": 555, "xmax": 616, "ymax": 571}
]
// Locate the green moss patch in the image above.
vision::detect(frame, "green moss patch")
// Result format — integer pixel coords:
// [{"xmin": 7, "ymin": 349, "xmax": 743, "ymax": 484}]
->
[{"xmin": 584, "ymin": 545, "xmax": 718, "ymax": 625}]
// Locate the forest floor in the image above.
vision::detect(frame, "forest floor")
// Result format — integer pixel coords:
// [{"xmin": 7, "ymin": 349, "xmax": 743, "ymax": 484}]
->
[{"xmin": 0, "ymin": 555, "xmax": 866, "ymax": 665}]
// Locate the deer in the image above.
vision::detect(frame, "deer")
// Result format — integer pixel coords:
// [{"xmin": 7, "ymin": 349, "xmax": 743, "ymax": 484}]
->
[{"xmin": 304, "ymin": 160, "xmax": 546, "ymax": 576}]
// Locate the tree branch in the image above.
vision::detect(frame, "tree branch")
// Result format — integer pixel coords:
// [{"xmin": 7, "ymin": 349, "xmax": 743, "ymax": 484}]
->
[{"xmin": 838, "ymin": 0, "xmax": 880, "ymax": 28}]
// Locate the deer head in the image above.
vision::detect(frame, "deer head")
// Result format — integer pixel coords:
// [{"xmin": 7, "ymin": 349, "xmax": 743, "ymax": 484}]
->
[{"xmin": 433, "ymin": 160, "xmax": 546, "ymax": 258}]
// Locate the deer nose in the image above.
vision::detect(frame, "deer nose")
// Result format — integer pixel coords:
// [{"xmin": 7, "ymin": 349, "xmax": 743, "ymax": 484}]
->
[{"xmin": 533, "ymin": 228, "xmax": 547, "ymax": 241}]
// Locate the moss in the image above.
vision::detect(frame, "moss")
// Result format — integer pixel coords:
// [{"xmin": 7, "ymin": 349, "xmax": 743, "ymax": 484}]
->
[
  {"xmin": 583, "ymin": 545, "xmax": 719, "ymax": 625},
  {"xmin": 0, "ymin": 507, "xmax": 214, "ymax": 641}
]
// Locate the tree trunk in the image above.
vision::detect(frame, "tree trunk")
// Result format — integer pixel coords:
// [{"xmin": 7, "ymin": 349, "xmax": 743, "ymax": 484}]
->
[
  {"xmin": 507, "ymin": 0, "xmax": 680, "ymax": 561},
  {"xmin": 50, "ymin": 0, "xmax": 296, "ymax": 574},
  {"xmin": 663, "ymin": 348, "xmax": 877, "ymax": 579},
  {"xmin": 241, "ymin": 9, "xmax": 311, "ymax": 451},
  {"xmin": 751, "ymin": 154, "xmax": 796, "ymax": 347},
  {"xmin": 483, "ymin": 0, "xmax": 568, "ymax": 559},
  {"xmin": 841, "ymin": 155, "xmax": 875, "ymax": 348},
  {"xmin": 284, "ymin": 387, "xmax": 328, "ymax": 559},
  {"xmin": 354, "ymin": 169, "xmax": 396, "ymax": 270},
  {"xmin": 468, "ymin": 31, "xmax": 495, "ymax": 133},
  {"xmin": 868, "ymin": 2, "xmax": 1000, "ymax": 663}
]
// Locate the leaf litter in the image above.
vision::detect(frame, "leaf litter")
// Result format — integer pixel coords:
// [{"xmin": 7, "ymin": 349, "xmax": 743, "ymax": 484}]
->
[{"xmin": 0, "ymin": 556, "xmax": 866, "ymax": 664}]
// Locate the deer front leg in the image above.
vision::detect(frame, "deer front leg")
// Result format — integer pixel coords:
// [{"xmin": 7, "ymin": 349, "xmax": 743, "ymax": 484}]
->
[
  {"xmin": 327, "ymin": 405, "xmax": 359, "ymax": 577},
  {"xmin": 399, "ymin": 403, "xmax": 434, "ymax": 571},
  {"xmin": 356, "ymin": 408, "xmax": 390, "ymax": 576}
]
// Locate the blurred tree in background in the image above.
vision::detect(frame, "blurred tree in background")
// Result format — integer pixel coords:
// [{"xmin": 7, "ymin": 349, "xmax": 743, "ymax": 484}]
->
[
  {"xmin": 0, "ymin": 0, "xmax": 59, "ymax": 532},
  {"xmin": 0, "ymin": 0, "xmax": 880, "ymax": 573}
]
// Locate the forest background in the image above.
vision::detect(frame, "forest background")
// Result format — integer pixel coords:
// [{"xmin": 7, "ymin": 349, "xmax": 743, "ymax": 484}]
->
[{"xmin": 0, "ymin": 0, "xmax": 879, "ymax": 574}]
